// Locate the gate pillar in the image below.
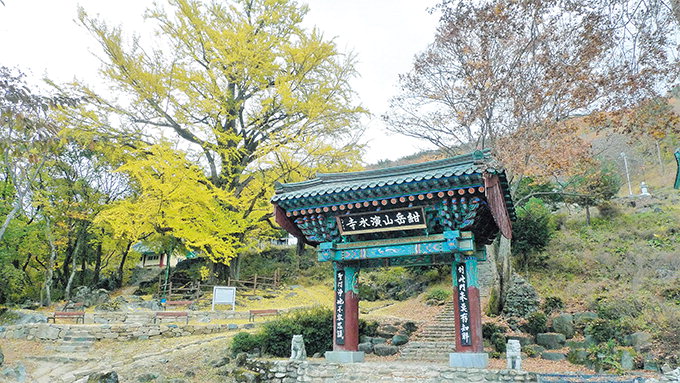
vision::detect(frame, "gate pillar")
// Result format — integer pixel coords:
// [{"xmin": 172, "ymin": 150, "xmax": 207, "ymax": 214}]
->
[
  {"xmin": 450, "ymin": 256, "xmax": 488, "ymax": 368},
  {"xmin": 326, "ymin": 262, "xmax": 364, "ymax": 363}
]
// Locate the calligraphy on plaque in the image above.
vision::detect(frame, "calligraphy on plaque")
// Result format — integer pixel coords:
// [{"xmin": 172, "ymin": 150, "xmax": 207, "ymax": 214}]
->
[
  {"xmin": 335, "ymin": 268, "xmax": 345, "ymax": 345},
  {"xmin": 336, "ymin": 207, "xmax": 427, "ymax": 235},
  {"xmin": 456, "ymin": 262, "xmax": 471, "ymax": 346}
]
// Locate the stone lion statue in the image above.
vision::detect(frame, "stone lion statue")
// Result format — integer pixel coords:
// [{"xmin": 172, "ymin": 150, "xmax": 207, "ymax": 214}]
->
[
  {"xmin": 290, "ymin": 334, "xmax": 307, "ymax": 361},
  {"xmin": 506, "ymin": 339, "xmax": 522, "ymax": 370}
]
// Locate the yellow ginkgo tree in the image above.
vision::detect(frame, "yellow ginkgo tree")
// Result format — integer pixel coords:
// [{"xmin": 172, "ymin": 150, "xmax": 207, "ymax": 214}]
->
[{"xmin": 97, "ymin": 144, "xmax": 264, "ymax": 265}]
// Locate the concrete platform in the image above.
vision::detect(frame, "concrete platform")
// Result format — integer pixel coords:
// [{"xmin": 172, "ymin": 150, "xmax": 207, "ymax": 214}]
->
[
  {"xmin": 325, "ymin": 351, "xmax": 365, "ymax": 363},
  {"xmin": 449, "ymin": 352, "xmax": 488, "ymax": 368}
]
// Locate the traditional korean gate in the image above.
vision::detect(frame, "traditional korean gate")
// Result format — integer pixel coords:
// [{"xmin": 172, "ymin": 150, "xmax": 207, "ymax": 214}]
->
[{"xmin": 271, "ymin": 150, "xmax": 515, "ymax": 366}]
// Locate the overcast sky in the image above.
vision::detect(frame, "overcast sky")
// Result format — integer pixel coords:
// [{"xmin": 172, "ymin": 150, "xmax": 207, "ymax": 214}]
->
[{"xmin": 0, "ymin": 0, "xmax": 440, "ymax": 163}]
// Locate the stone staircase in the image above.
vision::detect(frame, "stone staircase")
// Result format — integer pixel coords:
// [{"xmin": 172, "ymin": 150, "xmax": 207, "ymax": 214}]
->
[
  {"xmin": 399, "ymin": 303, "xmax": 457, "ymax": 361},
  {"xmin": 55, "ymin": 329, "xmax": 95, "ymax": 353}
]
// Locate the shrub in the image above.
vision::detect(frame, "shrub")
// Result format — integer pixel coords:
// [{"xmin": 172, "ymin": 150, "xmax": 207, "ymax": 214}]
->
[
  {"xmin": 586, "ymin": 340, "xmax": 622, "ymax": 373},
  {"xmin": 230, "ymin": 332, "xmax": 265, "ymax": 356},
  {"xmin": 482, "ymin": 322, "xmax": 508, "ymax": 340},
  {"xmin": 585, "ymin": 318, "xmax": 632, "ymax": 344},
  {"xmin": 490, "ymin": 332, "xmax": 507, "ymax": 353},
  {"xmin": 590, "ymin": 295, "xmax": 644, "ymax": 321},
  {"xmin": 358, "ymin": 267, "xmax": 426, "ymax": 301},
  {"xmin": 424, "ymin": 287, "xmax": 451, "ymax": 306},
  {"xmin": 541, "ymin": 296, "xmax": 564, "ymax": 314},
  {"xmin": 597, "ymin": 202, "xmax": 620, "ymax": 220},
  {"xmin": 522, "ymin": 311, "xmax": 548, "ymax": 336},
  {"xmin": 359, "ymin": 319, "xmax": 379, "ymax": 338},
  {"xmin": 403, "ymin": 321, "xmax": 418, "ymax": 335}
]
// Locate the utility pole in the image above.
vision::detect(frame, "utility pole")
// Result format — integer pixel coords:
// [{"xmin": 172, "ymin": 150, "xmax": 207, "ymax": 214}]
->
[{"xmin": 621, "ymin": 152, "xmax": 633, "ymax": 196}]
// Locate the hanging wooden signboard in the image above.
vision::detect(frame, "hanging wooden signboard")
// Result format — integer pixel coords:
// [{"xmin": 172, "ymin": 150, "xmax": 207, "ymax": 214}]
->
[{"xmin": 337, "ymin": 207, "xmax": 427, "ymax": 235}]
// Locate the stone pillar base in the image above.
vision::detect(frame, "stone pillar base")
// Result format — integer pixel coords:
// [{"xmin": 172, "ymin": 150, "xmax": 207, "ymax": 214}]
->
[
  {"xmin": 324, "ymin": 351, "xmax": 365, "ymax": 363},
  {"xmin": 449, "ymin": 352, "xmax": 488, "ymax": 368}
]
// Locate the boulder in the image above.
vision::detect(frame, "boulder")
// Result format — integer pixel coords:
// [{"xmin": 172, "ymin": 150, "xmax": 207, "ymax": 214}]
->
[
  {"xmin": 625, "ymin": 332, "xmax": 652, "ymax": 352},
  {"xmin": 35, "ymin": 325, "xmax": 61, "ymax": 340},
  {"xmin": 620, "ymin": 350, "xmax": 634, "ymax": 371},
  {"xmin": 210, "ymin": 357, "xmax": 230, "ymax": 368},
  {"xmin": 391, "ymin": 334, "xmax": 409, "ymax": 346},
  {"xmin": 373, "ymin": 344, "xmax": 399, "ymax": 356},
  {"xmin": 536, "ymin": 333, "xmax": 566, "ymax": 350},
  {"xmin": 376, "ymin": 325, "xmax": 399, "ymax": 338},
  {"xmin": 371, "ymin": 337, "xmax": 387, "ymax": 344},
  {"xmin": 358, "ymin": 342, "xmax": 373, "ymax": 354},
  {"xmin": 541, "ymin": 352, "xmax": 566, "ymax": 361},
  {"xmin": 227, "ymin": 324, "xmax": 239, "ymax": 330},
  {"xmin": 87, "ymin": 371, "xmax": 119, "ymax": 383},
  {"xmin": 551, "ymin": 314, "xmax": 575, "ymax": 339}
]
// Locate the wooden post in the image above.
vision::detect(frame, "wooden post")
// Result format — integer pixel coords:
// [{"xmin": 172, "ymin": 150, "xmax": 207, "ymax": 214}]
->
[
  {"xmin": 333, "ymin": 263, "xmax": 359, "ymax": 352},
  {"xmin": 253, "ymin": 274, "xmax": 258, "ymax": 293}
]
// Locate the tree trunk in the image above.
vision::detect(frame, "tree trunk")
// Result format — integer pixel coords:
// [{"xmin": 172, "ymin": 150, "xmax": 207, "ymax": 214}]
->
[
  {"xmin": 43, "ymin": 217, "xmax": 57, "ymax": 307},
  {"xmin": 0, "ymin": 199, "xmax": 21, "ymax": 242},
  {"xmin": 116, "ymin": 241, "xmax": 132, "ymax": 287},
  {"xmin": 585, "ymin": 205, "xmax": 591, "ymax": 225},
  {"xmin": 92, "ymin": 239, "xmax": 103, "ymax": 286},
  {"xmin": 65, "ymin": 231, "xmax": 85, "ymax": 301},
  {"xmin": 295, "ymin": 240, "xmax": 304, "ymax": 271}
]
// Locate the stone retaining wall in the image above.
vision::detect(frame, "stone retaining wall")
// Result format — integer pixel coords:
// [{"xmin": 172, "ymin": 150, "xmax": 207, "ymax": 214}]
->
[
  {"xmin": 91, "ymin": 310, "xmax": 249, "ymax": 324},
  {"xmin": 0, "ymin": 322, "xmax": 243, "ymax": 341},
  {"xmin": 241, "ymin": 359, "xmax": 538, "ymax": 383}
]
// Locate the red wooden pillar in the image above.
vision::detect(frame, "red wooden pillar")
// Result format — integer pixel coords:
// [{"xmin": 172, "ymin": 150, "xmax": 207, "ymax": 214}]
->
[
  {"xmin": 453, "ymin": 257, "xmax": 483, "ymax": 353},
  {"xmin": 333, "ymin": 263, "xmax": 360, "ymax": 351}
]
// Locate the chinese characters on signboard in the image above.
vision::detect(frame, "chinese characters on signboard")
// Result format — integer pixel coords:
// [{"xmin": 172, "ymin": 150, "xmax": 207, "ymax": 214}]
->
[
  {"xmin": 337, "ymin": 207, "xmax": 427, "ymax": 235},
  {"xmin": 456, "ymin": 262, "xmax": 471, "ymax": 346},
  {"xmin": 335, "ymin": 268, "xmax": 345, "ymax": 345}
]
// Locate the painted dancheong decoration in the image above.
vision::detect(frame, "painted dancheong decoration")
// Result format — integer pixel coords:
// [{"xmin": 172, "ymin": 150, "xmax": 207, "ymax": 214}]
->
[{"xmin": 271, "ymin": 150, "xmax": 515, "ymax": 366}]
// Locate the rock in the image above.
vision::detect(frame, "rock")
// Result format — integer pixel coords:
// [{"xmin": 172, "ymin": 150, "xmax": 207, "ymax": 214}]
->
[
  {"xmin": 625, "ymin": 332, "xmax": 652, "ymax": 352},
  {"xmin": 360, "ymin": 336, "xmax": 372, "ymax": 344},
  {"xmin": 377, "ymin": 325, "xmax": 399, "ymax": 338},
  {"xmin": 573, "ymin": 312, "xmax": 598, "ymax": 328},
  {"xmin": 373, "ymin": 344, "xmax": 399, "ymax": 356},
  {"xmin": 541, "ymin": 352, "xmax": 566, "ymax": 361},
  {"xmin": 246, "ymin": 296, "xmax": 263, "ymax": 301},
  {"xmin": 391, "ymin": 334, "xmax": 409, "ymax": 346},
  {"xmin": 507, "ymin": 335, "xmax": 534, "ymax": 346},
  {"xmin": 0, "ymin": 345, "xmax": 4, "ymax": 366},
  {"xmin": 234, "ymin": 353, "xmax": 248, "ymax": 367},
  {"xmin": 661, "ymin": 363, "xmax": 673, "ymax": 374},
  {"xmin": 371, "ymin": 337, "xmax": 387, "ymax": 344},
  {"xmin": 14, "ymin": 311, "xmax": 48, "ymax": 325},
  {"xmin": 137, "ymin": 372, "xmax": 159, "ymax": 382},
  {"xmin": 551, "ymin": 314, "xmax": 575, "ymax": 339},
  {"xmin": 74, "ymin": 286, "xmax": 110, "ymax": 307},
  {"xmin": 620, "ymin": 350, "xmax": 634, "ymax": 371},
  {"xmin": 664, "ymin": 368, "xmax": 680, "ymax": 381},
  {"xmin": 87, "ymin": 371, "xmax": 119, "ymax": 383},
  {"xmin": 35, "ymin": 325, "xmax": 61, "ymax": 340},
  {"xmin": 233, "ymin": 368, "xmax": 258, "ymax": 383},
  {"xmin": 0, "ymin": 363, "xmax": 26, "ymax": 382},
  {"xmin": 523, "ymin": 344, "xmax": 545, "ymax": 357},
  {"xmin": 312, "ymin": 352, "xmax": 322, "ymax": 358},
  {"xmin": 536, "ymin": 333, "xmax": 566, "ymax": 350},
  {"xmin": 643, "ymin": 355, "xmax": 660, "ymax": 372},
  {"xmin": 243, "ymin": 324, "xmax": 254, "ymax": 329},
  {"xmin": 286, "ymin": 292, "xmax": 297, "ymax": 298},
  {"xmin": 502, "ymin": 274, "xmax": 540, "ymax": 318},
  {"xmin": 198, "ymin": 317, "xmax": 211, "ymax": 323},
  {"xmin": 227, "ymin": 324, "xmax": 239, "ymax": 330},
  {"xmin": 20, "ymin": 301, "xmax": 40, "ymax": 310},
  {"xmin": 358, "ymin": 342, "xmax": 374, "ymax": 354},
  {"xmin": 567, "ymin": 349, "xmax": 589, "ymax": 365}
]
